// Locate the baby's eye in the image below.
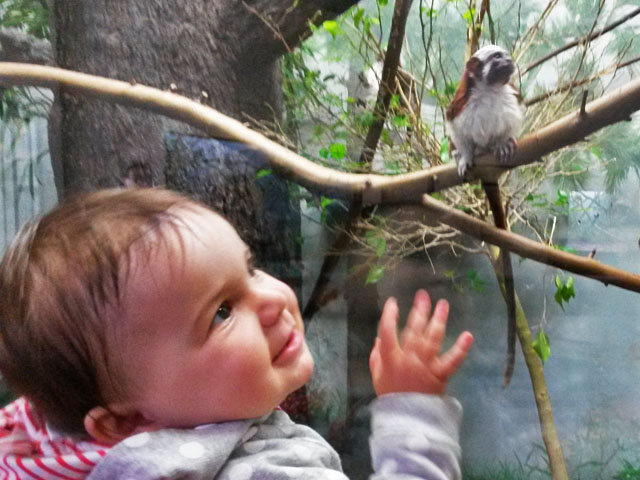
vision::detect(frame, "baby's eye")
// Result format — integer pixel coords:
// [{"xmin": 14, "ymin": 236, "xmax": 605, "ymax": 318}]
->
[{"xmin": 212, "ymin": 303, "xmax": 232, "ymax": 328}]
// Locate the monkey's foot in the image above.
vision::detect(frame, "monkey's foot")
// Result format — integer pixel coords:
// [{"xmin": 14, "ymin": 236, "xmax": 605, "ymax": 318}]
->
[
  {"xmin": 494, "ymin": 137, "xmax": 518, "ymax": 164},
  {"xmin": 455, "ymin": 151, "xmax": 473, "ymax": 177}
]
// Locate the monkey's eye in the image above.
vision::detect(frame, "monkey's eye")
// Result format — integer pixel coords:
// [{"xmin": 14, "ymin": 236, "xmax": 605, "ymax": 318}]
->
[{"xmin": 491, "ymin": 52, "xmax": 502, "ymax": 59}]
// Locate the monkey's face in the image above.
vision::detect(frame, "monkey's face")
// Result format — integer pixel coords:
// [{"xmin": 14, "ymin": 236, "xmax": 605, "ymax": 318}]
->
[{"xmin": 469, "ymin": 45, "xmax": 515, "ymax": 86}]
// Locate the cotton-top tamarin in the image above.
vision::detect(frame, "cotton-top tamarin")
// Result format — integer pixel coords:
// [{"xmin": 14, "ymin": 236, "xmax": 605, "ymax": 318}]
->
[
  {"xmin": 446, "ymin": 44, "xmax": 525, "ymax": 177},
  {"xmin": 446, "ymin": 45, "xmax": 525, "ymax": 387}
]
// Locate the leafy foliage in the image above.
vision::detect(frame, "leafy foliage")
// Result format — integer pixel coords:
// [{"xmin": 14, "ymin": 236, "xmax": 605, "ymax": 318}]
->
[
  {"xmin": 615, "ymin": 460, "xmax": 640, "ymax": 480},
  {"xmin": 0, "ymin": 1, "xmax": 50, "ymax": 123},
  {"xmin": 0, "ymin": 0, "xmax": 49, "ymax": 39}
]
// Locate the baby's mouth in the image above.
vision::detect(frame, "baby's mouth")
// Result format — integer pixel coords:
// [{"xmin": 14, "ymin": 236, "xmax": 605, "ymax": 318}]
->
[{"xmin": 273, "ymin": 329, "xmax": 304, "ymax": 366}]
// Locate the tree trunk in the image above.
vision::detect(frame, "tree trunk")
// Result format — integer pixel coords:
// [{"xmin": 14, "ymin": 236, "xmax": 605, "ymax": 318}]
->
[{"xmin": 47, "ymin": 0, "xmax": 359, "ymax": 267}]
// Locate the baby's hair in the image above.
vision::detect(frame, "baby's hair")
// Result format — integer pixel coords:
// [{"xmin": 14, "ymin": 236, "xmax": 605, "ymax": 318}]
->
[{"xmin": 0, "ymin": 188, "xmax": 203, "ymax": 434}]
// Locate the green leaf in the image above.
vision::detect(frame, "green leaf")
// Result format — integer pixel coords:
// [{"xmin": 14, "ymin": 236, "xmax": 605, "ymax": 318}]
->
[
  {"xmin": 353, "ymin": 7, "xmax": 365, "ymax": 28},
  {"xmin": 462, "ymin": 8, "xmax": 476, "ymax": 24},
  {"xmin": 590, "ymin": 145, "xmax": 603, "ymax": 159},
  {"xmin": 329, "ymin": 142, "xmax": 346, "ymax": 160},
  {"xmin": 389, "ymin": 94, "xmax": 400, "ymax": 109},
  {"xmin": 378, "ymin": 0, "xmax": 389, "ymax": 6},
  {"xmin": 444, "ymin": 81, "xmax": 458, "ymax": 96},
  {"xmin": 318, "ymin": 147, "xmax": 329, "ymax": 159},
  {"xmin": 320, "ymin": 196, "xmax": 336, "ymax": 223},
  {"xmin": 553, "ymin": 245, "xmax": 578, "ymax": 254},
  {"xmin": 365, "ymin": 264, "xmax": 386, "ymax": 284},
  {"xmin": 532, "ymin": 330, "xmax": 550, "ymax": 364},
  {"xmin": 322, "ymin": 20, "xmax": 341, "ymax": 39},
  {"xmin": 421, "ymin": 7, "xmax": 438, "ymax": 18},
  {"xmin": 255, "ymin": 169, "xmax": 272, "ymax": 179},
  {"xmin": 392, "ymin": 115, "xmax": 410, "ymax": 128},
  {"xmin": 554, "ymin": 275, "xmax": 576, "ymax": 310},
  {"xmin": 365, "ymin": 230, "xmax": 387, "ymax": 258},
  {"xmin": 356, "ymin": 112, "xmax": 375, "ymax": 128},
  {"xmin": 440, "ymin": 138, "xmax": 451, "ymax": 163},
  {"xmin": 555, "ymin": 189, "xmax": 568, "ymax": 206},
  {"xmin": 466, "ymin": 269, "xmax": 486, "ymax": 292},
  {"xmin": 455, "ymin": 205, "xmax": 472, "ymax": 213}
]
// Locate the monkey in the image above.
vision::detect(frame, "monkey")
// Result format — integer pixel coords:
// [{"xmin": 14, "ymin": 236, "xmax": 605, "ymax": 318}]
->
[
  {"xmin": 446, "ymin": 45, "xmax": 525, "ymax": 387},
  {"xmin": 446, "ymin": 44, "xmax": 525, "ymax": 177}
]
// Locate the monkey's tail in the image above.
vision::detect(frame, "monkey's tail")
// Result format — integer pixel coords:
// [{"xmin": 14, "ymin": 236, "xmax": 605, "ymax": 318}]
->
[
  {"xmin": 482, "ymin": 181, "xmax": 517, "ymax": 388},
  {"xmin": 501, "ymin": 249, "xmax": 516, "ymax": 388}
]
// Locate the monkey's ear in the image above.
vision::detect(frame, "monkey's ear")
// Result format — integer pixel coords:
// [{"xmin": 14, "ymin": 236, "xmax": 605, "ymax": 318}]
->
[
  {"xmin": 465, "ymin": 56, "xmax": 483, "ymax": 78},
  {"xmin": 84, "ymin": 405, "xmax": 156, "ymax": 445}
]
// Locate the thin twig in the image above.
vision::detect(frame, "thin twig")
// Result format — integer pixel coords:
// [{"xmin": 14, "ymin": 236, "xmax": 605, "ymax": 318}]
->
[{"xmin": 523, "ymin": 6, "xmax": 640, "ymax": 75}]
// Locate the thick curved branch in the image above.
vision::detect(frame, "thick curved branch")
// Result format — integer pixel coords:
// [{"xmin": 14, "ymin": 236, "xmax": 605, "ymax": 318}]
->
[
  {"xmin": 2, "ymin": 62, "xmax": 640, "ymax": 294},
  {"xmin": 422, "ymin": 194, "xmax": 640, "ymax": 293},
  {"xmin": 4, "ymin": 63, "xmax": 640, "ymax": 203},
  {"xmin": 0, "ymin": 28, "xmax": 52, "ymax": 65}
]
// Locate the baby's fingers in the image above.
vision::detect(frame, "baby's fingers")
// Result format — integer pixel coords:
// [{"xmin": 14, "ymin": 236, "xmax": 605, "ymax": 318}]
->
[
  {"xmin": 400, "ymin": 290, "xmax": 431, "ymax": 347},
  {"xmin": 377, "ymin": 297, "xmax": 400, "ymax": 362},
  {"xmin": 422, "ymin": 299, "xmax": 450, "ymax": 359},
  {"xmin": 434, "ymin": 331, "xmax": 474, "ymax": 379}
]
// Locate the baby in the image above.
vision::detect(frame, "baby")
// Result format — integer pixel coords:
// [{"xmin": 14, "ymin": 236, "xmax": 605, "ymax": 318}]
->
[{"xmin": 0, "ymin": 188, "xmax": 473, "ymax": 479}]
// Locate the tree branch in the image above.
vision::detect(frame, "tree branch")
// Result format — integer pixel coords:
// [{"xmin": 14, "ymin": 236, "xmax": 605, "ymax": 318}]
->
[
  {"xmin": 239, "ymin": 0, "xmax": 360, "ymax": 58},
  {"xmin": 4, "ymin": 62, "xmax": 640, "ymax": 202},
  {"xmin": 360, "ymin": 0, "xmax": 413, "ymax": 165},
  {"xmin": 422, "ymin": 194, "xmax": 640, "ymax": 293},
  {"xmin": 525, "ymin": 55, "xmax": 640, "ymax": 107},
  {"xmin": 523, "ymin": 6, "xmax": 640, "ymax": 75},
  {"xmin": 3, "ymin": 62, "xmax": 640, "ymax": 294},
  {"xmin": 0, "ymin": 28, "xmax": 52, "ymax": 65},
  {"xmin": 488, "ymin": 247, "xmax": 568, "ymax": 480}
]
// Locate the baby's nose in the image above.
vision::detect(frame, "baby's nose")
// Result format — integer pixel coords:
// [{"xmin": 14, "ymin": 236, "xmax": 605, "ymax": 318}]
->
[{"xmin": 257, "ymin": 290, "xmax": 287, "ymax": 327}]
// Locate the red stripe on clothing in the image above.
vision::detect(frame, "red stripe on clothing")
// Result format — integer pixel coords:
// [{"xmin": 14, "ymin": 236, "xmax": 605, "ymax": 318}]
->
[
  {"xmin": 55, "ymin": 456, "xmax": 89, "ymax": 474},
  {"xmin": 3, "ymin": 455, "xmax": 20, "ymax": 480},
  {"xmin": 23, "ymin": 402, "xmax": 41, "ymax": 433},
  {"xmin": 15, "ymin": 456, "xmax": 46, "ymax": 480},
  {"xmin": 71, "ymin": 452, "xmax": 95, "ymax": 467},
  {"xmin": 0, "ymin": 462, "xmax": 16, "ymax": 480},
  {"xmin": 33, "ymin": 457, "xmax": 78, "ymax": 480}
]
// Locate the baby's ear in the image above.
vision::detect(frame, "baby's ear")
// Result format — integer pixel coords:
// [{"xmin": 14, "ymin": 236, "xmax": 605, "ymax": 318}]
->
[{"xmin": 84, "ymin": 405, "xmax": 155, "ymax": 445}]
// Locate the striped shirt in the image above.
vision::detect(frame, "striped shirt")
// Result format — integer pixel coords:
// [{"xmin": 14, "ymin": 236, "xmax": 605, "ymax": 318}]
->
[{"xmin": 0, "ymin": 398, "xmax": 108, "ymax": 480}]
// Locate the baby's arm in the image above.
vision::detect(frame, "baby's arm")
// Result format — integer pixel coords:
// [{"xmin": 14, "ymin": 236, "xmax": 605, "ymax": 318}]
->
[{"xmin": 368, "ymin": 289, "xmax": 473, "ymax": 480}]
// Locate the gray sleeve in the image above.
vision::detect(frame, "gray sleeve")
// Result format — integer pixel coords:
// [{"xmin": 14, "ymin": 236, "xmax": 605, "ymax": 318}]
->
[{"xmin": 369, "ymin": 393, "xmax": 463, "ymax": 480}]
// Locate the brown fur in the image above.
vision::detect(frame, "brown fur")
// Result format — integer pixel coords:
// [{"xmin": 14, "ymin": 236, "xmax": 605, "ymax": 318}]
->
[{"xmin": 446, "ymin": 56, "xmax": 483, "ymax": 121}]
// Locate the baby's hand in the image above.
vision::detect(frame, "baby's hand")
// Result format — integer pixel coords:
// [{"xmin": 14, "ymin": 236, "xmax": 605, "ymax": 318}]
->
[{"xmin": 369, "ymin": 289, "xmax": 473, "ymax": 396}]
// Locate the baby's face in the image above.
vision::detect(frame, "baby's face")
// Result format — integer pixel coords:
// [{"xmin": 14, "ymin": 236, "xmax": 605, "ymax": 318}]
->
[{"xmin": 117, "ymin": 206, "xmax": 314, "ymax": 428}]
